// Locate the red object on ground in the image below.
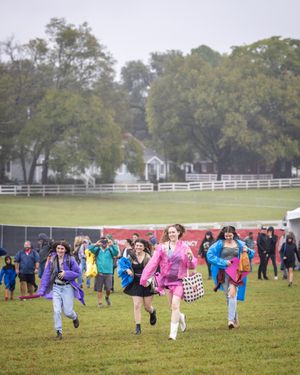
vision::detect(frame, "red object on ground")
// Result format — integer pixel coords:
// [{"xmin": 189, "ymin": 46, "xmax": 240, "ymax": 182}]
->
[{"xmin": 18, "ymin": 294, "xmax": 41, "ymax": 300}]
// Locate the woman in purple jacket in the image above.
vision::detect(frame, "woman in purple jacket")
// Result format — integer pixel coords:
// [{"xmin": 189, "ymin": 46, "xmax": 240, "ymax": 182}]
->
[{"xmin": 38, "ymin": 240, "xmax": 84, "ymax": 340}]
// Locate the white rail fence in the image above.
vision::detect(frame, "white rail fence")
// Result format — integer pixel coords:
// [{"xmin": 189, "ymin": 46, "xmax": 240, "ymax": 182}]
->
[
  {"xmin": 158, "ymin": 178, "xmax": 300, "ymax": 192},
  {"xmin": 185, "ymin": 173, "xmax": 273, "ymax": 181},
  {"xmin": 0, "ymin": 178, "xmax": 299, "ymax": 196},
  {"xmin": 0, "ymin": 183, "xmax": 154, "ymax": 196}
]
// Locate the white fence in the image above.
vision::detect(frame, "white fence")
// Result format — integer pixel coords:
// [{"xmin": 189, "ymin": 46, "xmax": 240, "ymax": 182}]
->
[
  {"xmin": 185, "ymin": 173, "xmax": 273, "ymax": 181},
  {"xmin": 0, "ymin": 183, "xmax": 154, "ymax": 196},
  {"xmin": 0, "ymin": 179, "xmax": 299, "ymax": 196},
  {"xmin": 158, "ymin": 178, "xmax": 300, "ymax": 192}
]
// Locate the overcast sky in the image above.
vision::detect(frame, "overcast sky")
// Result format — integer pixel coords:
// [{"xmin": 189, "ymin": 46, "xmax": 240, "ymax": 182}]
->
[{"xmin": 1, "ymin": 0, "xmax": 299, "ymax": 74}]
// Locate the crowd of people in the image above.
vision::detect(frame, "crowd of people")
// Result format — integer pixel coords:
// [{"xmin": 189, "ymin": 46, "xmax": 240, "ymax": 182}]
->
[{"xmin": 0, "ymin": 225, "xmax": 299, "ymax": 341}]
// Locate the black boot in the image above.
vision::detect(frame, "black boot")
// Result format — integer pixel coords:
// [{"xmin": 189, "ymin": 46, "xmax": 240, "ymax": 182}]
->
[
  {"xmin": 135, "ymin": 324, "xmax": 141, "ymax": 335},
  {"xmin": 149, "ymin": 309, "xmax": 157, "ymax": 325}
]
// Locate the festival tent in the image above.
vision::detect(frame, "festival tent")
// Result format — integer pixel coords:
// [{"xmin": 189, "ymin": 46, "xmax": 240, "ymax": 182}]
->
[{"xmin": 286, "ymin": 207, "xmax": 300, "ymax": 245}]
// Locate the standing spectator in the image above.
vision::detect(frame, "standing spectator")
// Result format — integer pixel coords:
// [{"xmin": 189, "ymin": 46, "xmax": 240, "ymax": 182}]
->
[
  {"xmin": 88, "ymin": 237, "xmax": 119, "ymax": 307},
  {"xmin": 278, "ymin": 229, "xmax": 288, "ymax": 279},
  {"xmin": 257, "ymin": 226, "xmax": 268, "ymax": 280},
  {"xmin": 122, "ymin": 239, "xmax": 133, "ymax": 258},
  {"xmin": 243, "ymin": 232, "xmax": 255, "ymax": 250},
  {"xmin": 280, "ymin": 232, "xmax": 300, "ymax": 287},
  {"xmin": 14, "ymin": 241, "xmax": 39, "ymax": 297},
  {"xmin": 207, "ymin": 226, "xmax": 255, "ymax": 329},
  {"xmin": 120, "ymin": 239, "xmax": 157, "ymax": 335},
  {"xmin": 0, "ymin": 256, "xmax": 17, "ymax": 301},
  {"xmin": 0, "ymin": 247, "xmax": 7, "ymax": 256},
  {"xmin": 38, "ymin": 240, "xmax": 84, "ymax": 340},
  {"xmin": 37, "ymin": 233, "xmax": 52, "ymax": 279},
  {"xmin": 198, "ymin": 231, "xmax": 214, "ymax": 279},
  {"xmin": 147, "ymin": 232, "xmax": 158, "ymax": 253},
  {"xmin": 140, "ymin": 224, "xmax": 197, "ymax": 341},
  {"xmin": 78, "ymin": 239, "xmax": 91, "ymax": 288},
  {"xmin": 265, "ymin": 226, "xmax": 278, "ymax": 280},
  {"xmin": 132, "ymin": 233, "xmax": 140, "ymax": 244}
]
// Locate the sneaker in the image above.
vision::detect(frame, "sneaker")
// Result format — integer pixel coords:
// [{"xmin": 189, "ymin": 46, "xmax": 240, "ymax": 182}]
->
[
  {"xmin": 274, "ymin": 276, "xmax": 278, "ymax": 280},
  {"xmin": 73, "ymin": 316, "xmax": 80, "ymax": 328},
  {"xmin": 105, "ymin": 296, "xmax": 111, "ymax": 306},
  {"xmin": 55, "ymin": 331, "xmax": 62, "ymax": 340},
  {"xmin": 149, "ymin": 309, "xmax": 157, "ymax": 326},
  {"xmin": 234, "ymin": 318, "xmax": 240, "ymax": 328},
  {"xmin": 228, "ymin": 321, "xmax": 235, "ymax": 329},
  {"xmin": 288, "ymin": 282, "xmax": 292, "ymax": 287},
  {"xmin": 98, "ymin": 303, "xmax": 105, "ymax": 308}
]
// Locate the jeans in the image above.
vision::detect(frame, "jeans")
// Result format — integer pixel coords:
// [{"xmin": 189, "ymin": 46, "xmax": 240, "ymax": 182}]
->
[
  {"xmin": 266, "ymin": 254, "xmax": 278, "ymax": 277},
  {"xmin": 222, "ymin": 274, "xmax": 238, "ymax": 322},
  {"xmin": 53, "ymin": 284, "xmax": 77, "ymax": 333},
  {"xmin": 78, "ymin": 258, "xmax": 90, "ymax": 287}
]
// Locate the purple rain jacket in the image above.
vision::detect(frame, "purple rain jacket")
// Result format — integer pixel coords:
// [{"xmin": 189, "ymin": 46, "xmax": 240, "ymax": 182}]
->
[{"xmin": 38, "ymin": 253, "xmax": 85, "ymax": 305}]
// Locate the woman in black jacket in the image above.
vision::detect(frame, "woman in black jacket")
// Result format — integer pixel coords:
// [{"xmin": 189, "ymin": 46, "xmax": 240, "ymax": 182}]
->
[
  {"xmin": 198, "ymin": 231, "xmax": 214, "ymax": 279},
  {"xmin": 280, "ymin": 232, "xmax": 300, "ymax": 287}
]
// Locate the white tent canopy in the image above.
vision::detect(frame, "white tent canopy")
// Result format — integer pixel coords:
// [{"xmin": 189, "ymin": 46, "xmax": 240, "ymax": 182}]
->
[
  {"xmin": 286, "ymin": 207, "xmax": 300, "ymax": 221},
  {"xmin": 286, "ymin": 207, "xmax": 300, "ymax": 247}
]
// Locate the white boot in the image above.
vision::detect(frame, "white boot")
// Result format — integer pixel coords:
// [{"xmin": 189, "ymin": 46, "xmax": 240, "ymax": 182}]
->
[
  {"xmin": 179, "ymin": 313, "xmax": 186, "ymax": 332},
  {"xmin": 168, "ymin": 322, "xmax": 179, "ymax": 340}
]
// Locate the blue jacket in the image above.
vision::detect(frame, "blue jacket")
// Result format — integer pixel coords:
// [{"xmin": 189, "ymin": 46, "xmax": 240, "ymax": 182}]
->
[
  {"xmin": 117, "ymin": 257, "xmax": 134, "ymax": 288},
  {"xmin": 207, "ymin": 239, "xmax": 255, "ymax": 301},
  {"xmin": 0, "ymin": 265, "xmax": 17, "ymax": 289},
  {"xmin": 88, "ymin": 244, "xmax": 119, "ymax": 274}
]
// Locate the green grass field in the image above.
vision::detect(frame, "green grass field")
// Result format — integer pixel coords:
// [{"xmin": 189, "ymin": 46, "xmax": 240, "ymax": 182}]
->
[
  {"xmin": 0, "ymin": 188, "xmax": 299, "ymax": 226},
  {"xmin": 0, "ymin": 265, "xmax": 299, "ymax": 375},
  {"xmin": 1, "ymin": 188, "xmax": 299, "ymax": 374}
]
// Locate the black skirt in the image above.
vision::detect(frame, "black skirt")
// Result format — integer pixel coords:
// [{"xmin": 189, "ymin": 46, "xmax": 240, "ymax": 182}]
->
[{"xmin": 123, "ymin": 262, "xmax": 153, "ymax": 297}]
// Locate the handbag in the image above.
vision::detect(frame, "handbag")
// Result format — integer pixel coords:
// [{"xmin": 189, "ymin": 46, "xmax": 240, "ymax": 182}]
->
[
  {"xmin": 146, "ymin": 274, "xmax": 159, "ymax": 294},
  {"xmin": 239, "ymin": 252, "xmax": 251, "ymax": 272},
  {"xmin": 182, "ymin": 272, "xmax": 204, "ymax": 303}
]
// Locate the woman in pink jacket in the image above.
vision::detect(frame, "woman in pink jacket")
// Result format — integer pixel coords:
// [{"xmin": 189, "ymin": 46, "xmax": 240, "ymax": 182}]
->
[{"xmin": 140, "ymin": 224, "xmax": 197, "ymax": 340}]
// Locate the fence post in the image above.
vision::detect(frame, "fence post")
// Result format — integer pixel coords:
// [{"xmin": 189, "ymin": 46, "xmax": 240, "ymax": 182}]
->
[
  {"xmin": 43, "ymin": 185, "xmax": 45, "ymax": 197},
  {"xmin": 27, "ymin": 185, "xmax": 30, "ymax": 197}
]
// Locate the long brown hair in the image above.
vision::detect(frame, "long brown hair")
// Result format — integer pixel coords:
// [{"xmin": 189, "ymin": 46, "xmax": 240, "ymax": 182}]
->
[{"xmin": 161, "ymin": 224, "xmax": 186, "ymax": 242}]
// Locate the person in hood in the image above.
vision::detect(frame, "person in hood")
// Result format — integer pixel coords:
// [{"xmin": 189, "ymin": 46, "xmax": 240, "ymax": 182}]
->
[
  {"xmin": 280, "ymin": 232, "xmax": 300, "ymax": 287},
  {"xmin": 265, "ymin": 226, "xmax": 278, "ymax": 280},
  {"xmin": 0, "ymin": 256, "xmax": 17, "ymax": 300},
  {"xmin": 37, "ymin": 233, "xmax": 52, "ymax": 279}
]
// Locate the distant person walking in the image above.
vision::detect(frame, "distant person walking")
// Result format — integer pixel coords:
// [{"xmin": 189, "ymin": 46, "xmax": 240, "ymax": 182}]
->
[
  {"xmin": 280, "ymin": 232, "xmax": 300, "ymax": 287},
  {"xmin": 257, "ymin": 226, "xmax": 268, "ymax": 280},
  {"xmin": 14, "ymin": 241, "xmax": 39, "ymax": 297},
  {"xmin": 198, "ymin": 231, "xmax": 214, "ymax": 279},
  {"xmin": 265, "ymin": 226, "xmax": 278, "ymax": 280},
  {"xmin": 207, "ymin": 225, "xmax": 255, "ymax": 329},
  {"xmin": 140, "ymin": 224, "xmax": 197, "ymax": 341},
  {"xmin": 37, "ymin": 233, "xmax": 52, "ymax": 279},
  {"xmin": 38, "ymin": 240, "xmax": 84, "ymax": 340}
]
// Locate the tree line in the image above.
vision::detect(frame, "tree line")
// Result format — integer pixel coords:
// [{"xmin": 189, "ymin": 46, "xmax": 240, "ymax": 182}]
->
[{"xmin": 0, "ymin": 18, "xmax": 299, "ymax": 184}]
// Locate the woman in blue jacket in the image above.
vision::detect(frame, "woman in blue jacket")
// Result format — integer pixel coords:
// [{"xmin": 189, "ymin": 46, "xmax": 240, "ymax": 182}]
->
[{"xmin": 207, "ymin": 226, "xmax": 255, "ymax": 329}]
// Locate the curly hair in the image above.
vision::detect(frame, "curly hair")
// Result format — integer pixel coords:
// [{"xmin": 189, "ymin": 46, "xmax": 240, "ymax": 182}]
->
[{"xmin": 161, "ymin": 224, "xmax": 186, "ymax": 242}]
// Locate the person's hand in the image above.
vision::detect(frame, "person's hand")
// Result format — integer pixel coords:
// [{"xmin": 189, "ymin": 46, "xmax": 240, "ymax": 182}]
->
[
  {"xmin": 127, "ymin": 269, "xmax": 133, "ymax": 276},
  {"xmin": 187, "ymin": 250, "xmax": 193, "ymax": 261},
  {"xmin": 58, "ymin": 271, "xmax": 65, "ymax": 279},
  {"xmin": 227, "ymin": 260, "xmax": 232, "ymax": 266},
  {"xmin": 34, "ymin": 268, "xmax": 38, "ymax": 274},
  {"xmin": 283, "ymin": 256, "xmax": 287, "ymax": 260},
  {"xmin": 107, "ymin": 239, "xmax": 113, "ymax": 246},
  {"xmin": 95, "ymin": 240, "xmax": 102, "ymax": 246},
  {"xmin": 242, "ymin": 245, "xmax": 248, "ymax": 253}
]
